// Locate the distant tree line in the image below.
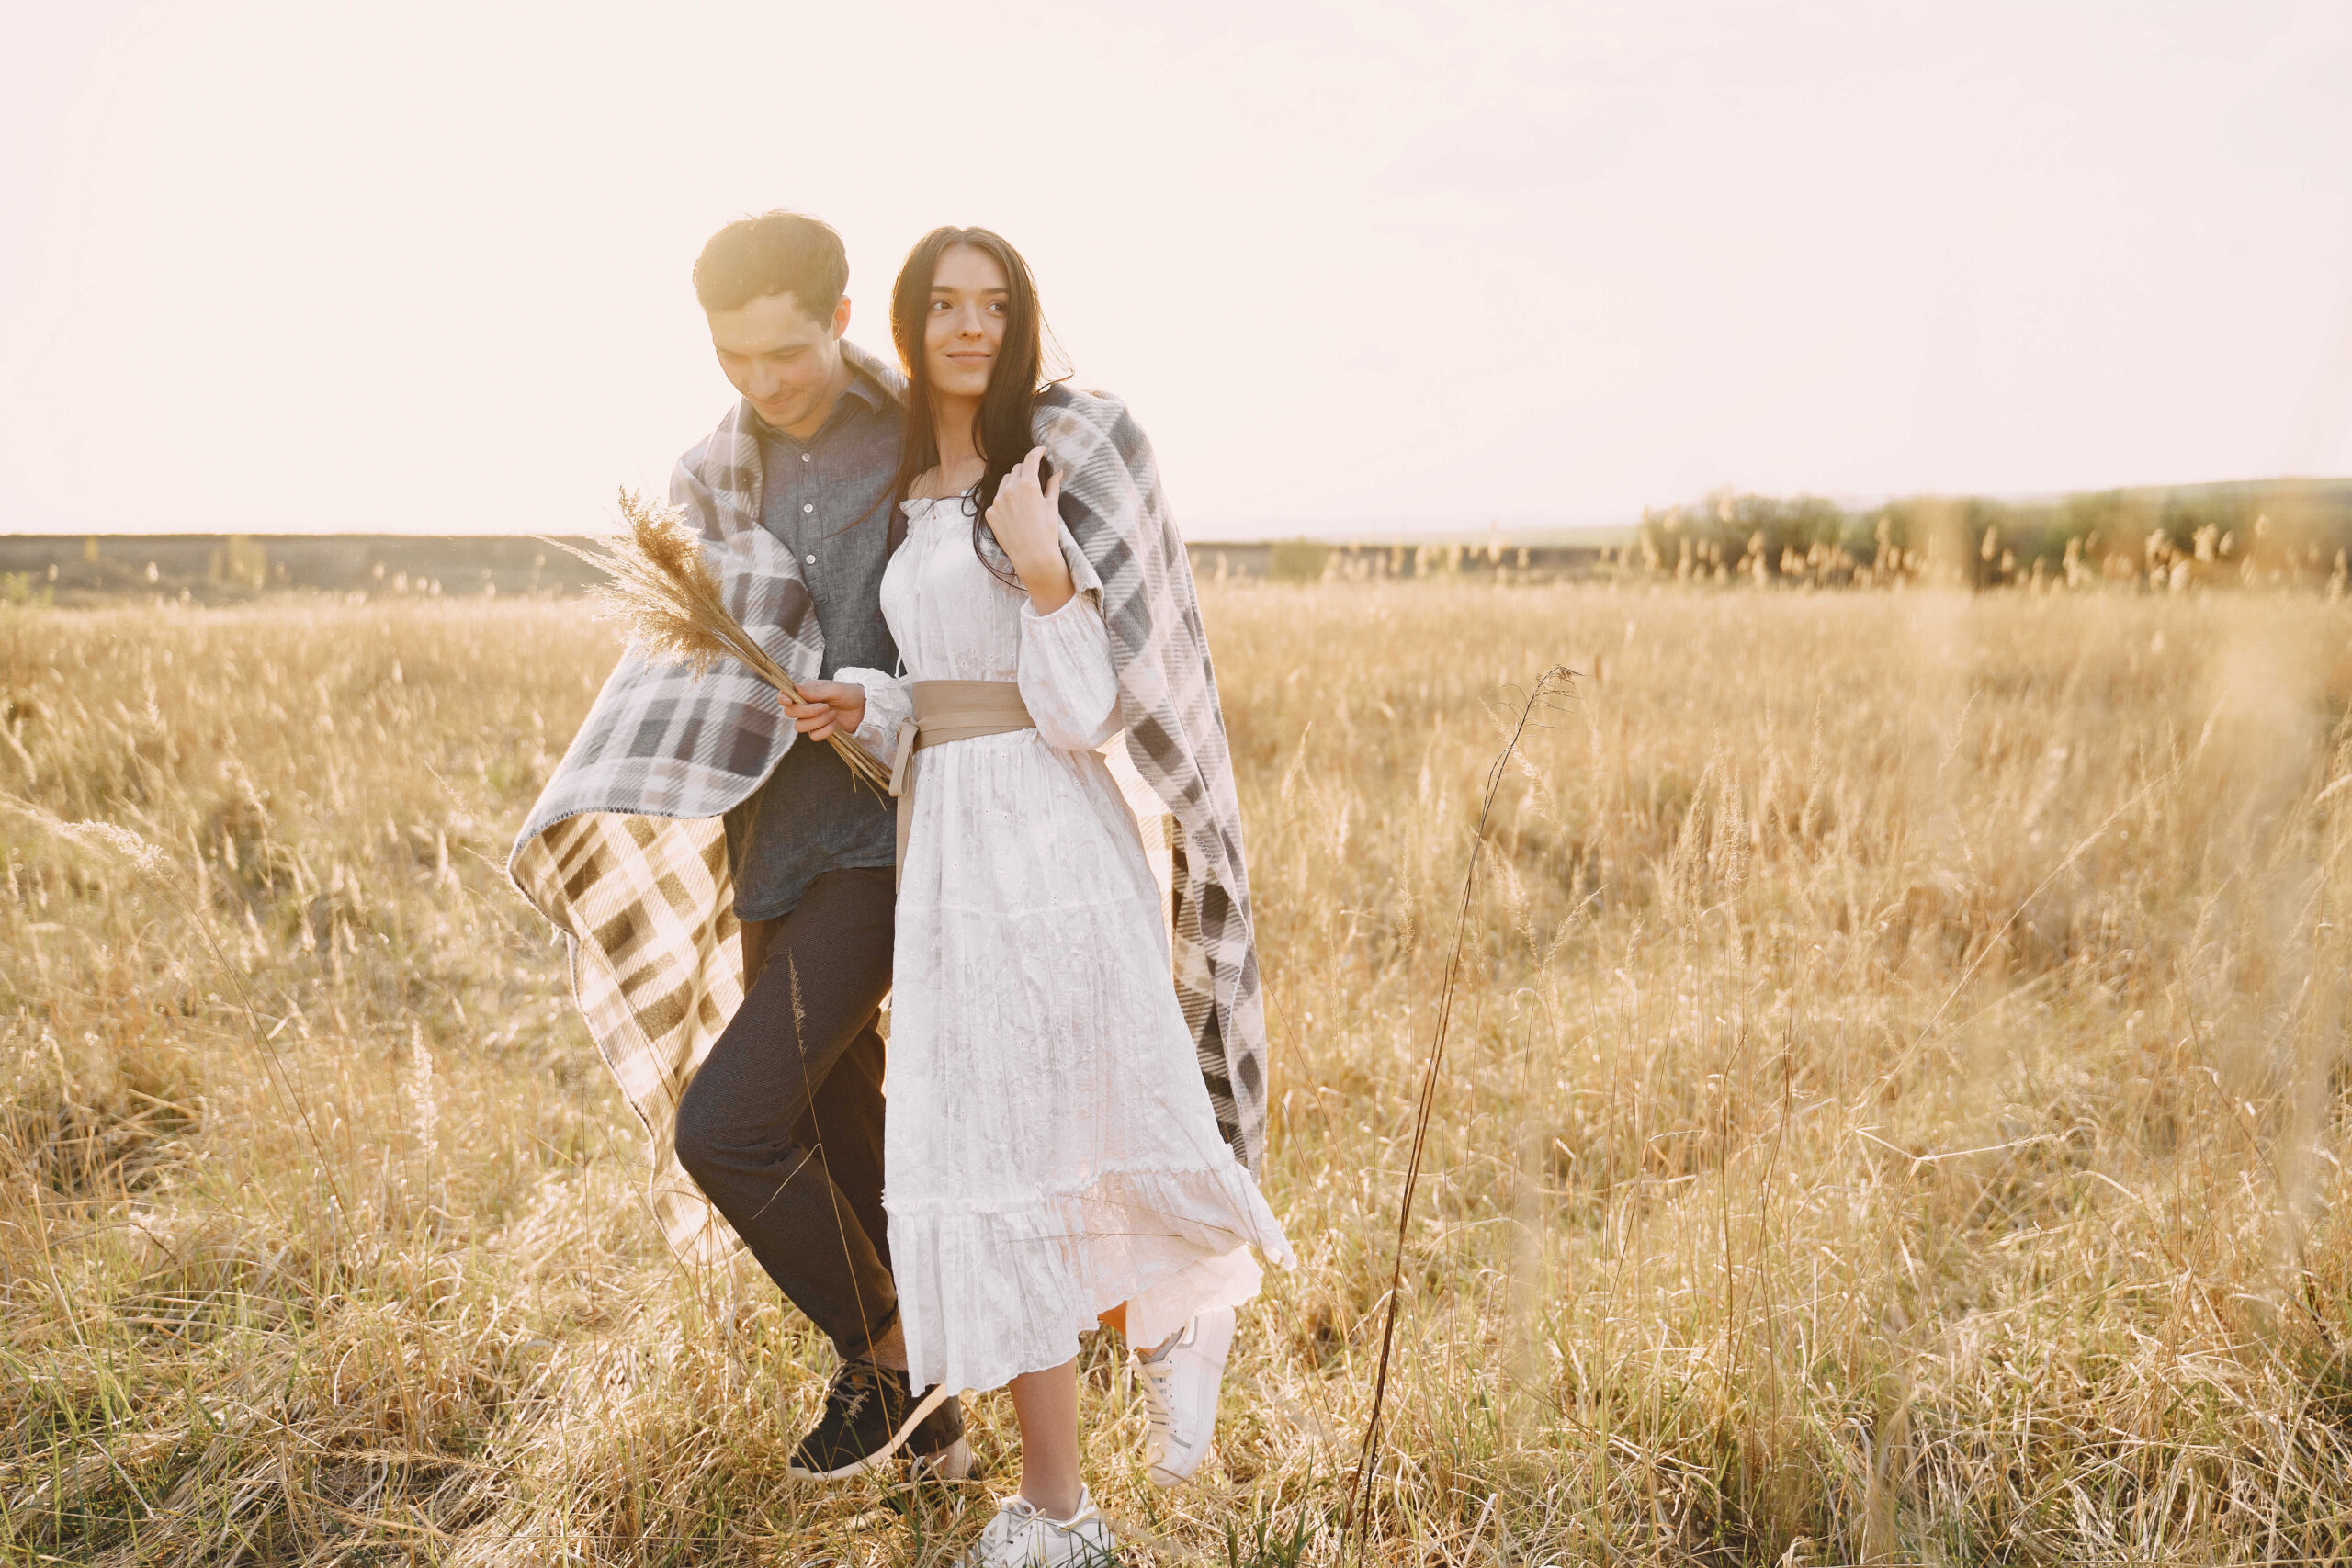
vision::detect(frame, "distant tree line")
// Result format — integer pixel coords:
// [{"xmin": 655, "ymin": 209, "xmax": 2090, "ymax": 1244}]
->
[{"xmin": 1620, "ymin": 477, "xmax": 2352, "ymax": 591}]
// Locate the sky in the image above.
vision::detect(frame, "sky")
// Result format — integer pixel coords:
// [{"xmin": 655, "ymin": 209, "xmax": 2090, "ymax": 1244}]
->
[{"xmin": 3, "ymin": 0, "xmax": 2349, "ymax": 539}]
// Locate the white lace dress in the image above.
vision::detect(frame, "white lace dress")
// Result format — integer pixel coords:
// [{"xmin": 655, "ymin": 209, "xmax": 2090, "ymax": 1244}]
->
[{"xmin": 842, "ymin": 495, "xmax": 1294, "ymax": 1396}]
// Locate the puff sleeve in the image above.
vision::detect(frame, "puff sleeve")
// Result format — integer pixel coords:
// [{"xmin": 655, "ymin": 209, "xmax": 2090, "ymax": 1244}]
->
[{"xmin": 1015, "ymin": 594, "xmax": 1122, "ymax": 751}]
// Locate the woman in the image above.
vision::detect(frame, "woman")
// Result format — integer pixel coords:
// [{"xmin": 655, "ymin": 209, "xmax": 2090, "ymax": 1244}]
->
[{"xmin": 786, "ymin": 226, "xmax": 1293, "ymax": 1565}]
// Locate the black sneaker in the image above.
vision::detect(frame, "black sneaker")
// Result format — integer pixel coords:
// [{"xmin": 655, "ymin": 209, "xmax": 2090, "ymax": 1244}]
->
[{"xmin": 786, "ymin": 1359, "xmax": 956, "ymax": 1480}]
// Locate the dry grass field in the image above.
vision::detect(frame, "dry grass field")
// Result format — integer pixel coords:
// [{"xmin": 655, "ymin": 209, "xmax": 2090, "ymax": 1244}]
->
[{"xmin": 8, "ymin": 583, "xmax": 2352, "ymax": 1565}]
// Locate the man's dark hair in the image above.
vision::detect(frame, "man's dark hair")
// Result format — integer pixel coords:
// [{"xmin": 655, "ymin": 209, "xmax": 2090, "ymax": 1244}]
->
[{"xmin": 693, "ymin": 210, "xmax": 849, "ymax": 316}]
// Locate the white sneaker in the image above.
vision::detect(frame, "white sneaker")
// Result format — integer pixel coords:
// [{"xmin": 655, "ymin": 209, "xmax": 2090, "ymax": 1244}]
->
[
  {"xmin": 954, "ymin": 1486, "xmax": 1117, "ymax": 1567},
  {"xmin": 1133, "ymin": 1307, "xmax": 1234, "ymax": 1486}
]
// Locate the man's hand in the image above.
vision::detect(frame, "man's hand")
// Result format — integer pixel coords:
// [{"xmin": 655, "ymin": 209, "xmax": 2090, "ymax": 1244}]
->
[{"xmin": 784, "ymin": 679, "xmax": 867, "ymax": 744}]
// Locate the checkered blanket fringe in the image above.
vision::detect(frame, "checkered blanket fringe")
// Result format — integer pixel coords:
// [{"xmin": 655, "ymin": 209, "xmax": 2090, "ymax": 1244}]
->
[{"xmin": 507, "ymin": 355, "xmax": 1268, "ymax": 1265}]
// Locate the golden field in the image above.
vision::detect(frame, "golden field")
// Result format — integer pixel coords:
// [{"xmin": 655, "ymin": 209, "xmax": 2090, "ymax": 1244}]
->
[{"xmin": 7, "ymin": 583, "xmax": 2352, "ymax": 1565}]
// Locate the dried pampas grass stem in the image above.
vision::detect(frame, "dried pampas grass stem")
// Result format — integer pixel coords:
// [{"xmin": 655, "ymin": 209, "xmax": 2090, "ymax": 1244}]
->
[{"xmin": 541, "ymin": 492, "xmax": 892, "ymax": 788}]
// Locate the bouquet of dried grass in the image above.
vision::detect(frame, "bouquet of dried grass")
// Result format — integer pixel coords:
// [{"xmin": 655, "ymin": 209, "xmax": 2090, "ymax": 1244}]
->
[{"xmin": 542, "ymin": 491, "xmax": 892, "ymax": 788}]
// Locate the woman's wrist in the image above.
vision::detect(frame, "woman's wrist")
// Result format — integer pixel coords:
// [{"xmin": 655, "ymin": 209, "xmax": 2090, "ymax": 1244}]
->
[
  {"xmin": 1012, "ymin": 548, "xmax": 1075, "ymax": 613},
  {"xmin": 1005, "ymin": 546, "xmax": 1062, "ymax": 582}
]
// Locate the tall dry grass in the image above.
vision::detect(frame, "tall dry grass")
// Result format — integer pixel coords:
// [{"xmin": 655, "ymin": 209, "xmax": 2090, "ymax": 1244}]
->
[{"xmin": 6, "ymin": 584, "xmax": 2352, "ymax": 1564}]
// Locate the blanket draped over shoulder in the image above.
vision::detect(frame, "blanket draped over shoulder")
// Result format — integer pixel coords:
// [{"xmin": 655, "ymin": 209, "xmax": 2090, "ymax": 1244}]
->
[{"xmin": 508, "ymin": 357, "xmax": 1269, "ymax": 1266}]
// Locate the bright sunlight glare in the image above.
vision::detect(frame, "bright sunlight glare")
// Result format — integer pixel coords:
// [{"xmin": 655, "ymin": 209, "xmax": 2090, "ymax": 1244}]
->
[{"xmin": 3, "ymin": 0, "xmax": 2349, "ymax": 536}]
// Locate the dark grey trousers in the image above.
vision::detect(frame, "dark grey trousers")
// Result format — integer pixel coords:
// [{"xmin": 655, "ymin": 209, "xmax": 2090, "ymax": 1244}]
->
[{"xmin": 673, "ymin": 867, "xmax": 899, "ymax": 1360}]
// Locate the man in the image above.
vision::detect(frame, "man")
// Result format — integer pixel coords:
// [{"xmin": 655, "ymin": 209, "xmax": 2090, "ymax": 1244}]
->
[{"xmin": 509, "ymin": 210, "xmax": 965, "ymax": 1480}]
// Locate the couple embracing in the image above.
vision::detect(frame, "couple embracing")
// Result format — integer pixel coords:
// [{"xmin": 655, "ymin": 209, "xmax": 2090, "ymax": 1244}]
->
[{"xmin": 510, "ymin": 210, "xmax": 1292, "ymax": 1564}]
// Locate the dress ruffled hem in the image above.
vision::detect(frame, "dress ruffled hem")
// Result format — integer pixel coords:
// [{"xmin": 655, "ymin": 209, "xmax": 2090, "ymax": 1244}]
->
[
  {"xmin": 892, "ymin": 1161, "xmax": 1295, "ymax": 1395},
  {"xmin": 1125, "ymin": 1244, "xmax": 1263, "ymax": 1351}
]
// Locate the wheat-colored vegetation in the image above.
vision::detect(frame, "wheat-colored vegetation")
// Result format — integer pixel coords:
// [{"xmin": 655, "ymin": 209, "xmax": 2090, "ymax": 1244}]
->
[
  {"xmin": 7, "ymin": 584, "xmax": 2352, "ymax": 1565},
  {"xmin": 548, "ymin": 494, "xmax": 891, "ymax": 787}
]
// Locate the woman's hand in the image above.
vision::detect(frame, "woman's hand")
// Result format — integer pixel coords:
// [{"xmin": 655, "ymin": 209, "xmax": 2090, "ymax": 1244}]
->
[
  {"xmin": 783, "ymin": 679, "xmax": 866, "ymax": 744},
  {"xmin": 986, "ymin": 446, "xmax": 1076, "ymax": 614}
]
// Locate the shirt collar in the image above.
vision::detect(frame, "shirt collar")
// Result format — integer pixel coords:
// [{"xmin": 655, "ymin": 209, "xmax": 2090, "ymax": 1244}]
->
[
  {"xmin": 752, "ymin": 357, "xmax": 890, "ymax": 446},
  {"xmin": 839, "ymin": 361, "xmax": 889, "ymax": 413}
]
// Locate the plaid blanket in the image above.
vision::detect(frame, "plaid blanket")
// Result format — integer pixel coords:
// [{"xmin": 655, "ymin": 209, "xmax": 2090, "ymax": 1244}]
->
[
  {"xmin": 1031, "ymin": 382, "xmax": 1267, "ymax": 1176},
  {"xmin": 508, "ymin": 355, "xmax": 1269, "ymax": 1265}
]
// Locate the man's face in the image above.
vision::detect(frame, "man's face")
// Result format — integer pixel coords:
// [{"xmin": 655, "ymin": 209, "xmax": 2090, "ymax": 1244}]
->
[{"xmin": 707, "ymin": 290, "xmax": 852, "ymax": 434}]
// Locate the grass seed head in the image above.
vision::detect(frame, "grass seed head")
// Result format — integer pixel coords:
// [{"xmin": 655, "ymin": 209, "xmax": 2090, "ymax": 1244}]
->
[
  {"xmin": 575, "ymin": 493, "xmax": 746, "ymax": 680},
  {"xmin": 0, "ymin": 798, "xmax": 171, "ymax": 876},
  {"xmin": 537, "ymin": 491, "xmax": 888, "ymax": 786}
]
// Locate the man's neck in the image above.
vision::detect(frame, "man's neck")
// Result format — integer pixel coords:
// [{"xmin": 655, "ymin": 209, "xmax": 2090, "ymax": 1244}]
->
[{"xmin": 773, "ymin": 351, "xmax": 858, "ymax": 444}]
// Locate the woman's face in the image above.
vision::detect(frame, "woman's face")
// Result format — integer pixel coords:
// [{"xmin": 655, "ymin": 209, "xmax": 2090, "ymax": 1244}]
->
[{"xmin": 923, "ymin": 243, "xmax": 1010, "ymax": 400}]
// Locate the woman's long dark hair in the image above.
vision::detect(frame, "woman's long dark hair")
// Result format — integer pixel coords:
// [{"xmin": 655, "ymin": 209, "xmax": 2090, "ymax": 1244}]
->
[{"xmin": 886, "ymin": 226, "xmax": 1067, "ymax": 579}]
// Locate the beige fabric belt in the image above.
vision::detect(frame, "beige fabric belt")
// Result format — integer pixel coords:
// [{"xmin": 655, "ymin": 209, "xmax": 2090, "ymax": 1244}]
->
[{"xmin": 889, "ymin": 679, "xmax": 1036, "ymax": 887}]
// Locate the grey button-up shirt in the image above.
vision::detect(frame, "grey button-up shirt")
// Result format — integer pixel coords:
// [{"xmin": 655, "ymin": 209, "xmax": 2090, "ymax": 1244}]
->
[{"xmin": 722, "ymin": 362, "xmax": 904, "ymax": 922}]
